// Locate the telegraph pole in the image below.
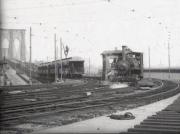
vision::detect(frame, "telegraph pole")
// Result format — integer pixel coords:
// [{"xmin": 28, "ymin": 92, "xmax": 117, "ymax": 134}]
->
[
  {"xmin": 54, "ymin": 33, "xmax": 57, "ymax": 82},
  {"xmin": 47, "ymin": 56, "xmax": 49, "ymax": 83},
  {"xmin": 168, "ymin": 32, "xmax": 171, "ymax": 79},
  {"xmin": 60, "ymin": 37, "xmax": 63, "ymax": 81},
  {"xmin": 29, "ymin": 27, "xmax": 32, "ymax": 85},
  {"xmin": 89, "ymin": 57, "xmax": 90, "ymax": 76},
  {"xmin": 148, "ymin": 46, "xmax": 151, "ymax": 78},
  {"xmin": 159, "ymin": 60, "xmax": 163, "ymax": 79}
]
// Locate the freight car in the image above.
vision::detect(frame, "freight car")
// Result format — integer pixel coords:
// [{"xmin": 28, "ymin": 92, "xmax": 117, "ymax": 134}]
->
[
  {"xmin": 38, "ymin": 57, "xmax": 84, "ymax": 82},
  {"xmin": 102, "ymin": 46, "xmax": 143, "ymax": 82}
]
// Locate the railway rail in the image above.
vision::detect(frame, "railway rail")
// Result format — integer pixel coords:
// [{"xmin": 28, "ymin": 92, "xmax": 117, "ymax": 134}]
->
[
  {"xmin": 0, "ymin": 79, "xmax": 160, "ymax": 109},
  {"xmin": 1, "ymin": 85, "xmax": 109, "ymax": 108},
  {"xmin": 0, "ymin": 79, "xmax": 89, "ymax": 92},
  {"xmin": 0, "ymin": 80, "xmax": 179, "ymax": 125},
  {"xmin": 0, "ymin": 80, "xmax": 97, "ymax": 99}
]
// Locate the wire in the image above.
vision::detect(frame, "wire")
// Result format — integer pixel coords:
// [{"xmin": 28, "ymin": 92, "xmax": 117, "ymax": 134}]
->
[
  {"xmin": 0, "ymin": 14, "xmax": 143, "ymax": 26},
  {"xmin": 3, "ymin": 0, "xmax": 105, "ymax": 11}
]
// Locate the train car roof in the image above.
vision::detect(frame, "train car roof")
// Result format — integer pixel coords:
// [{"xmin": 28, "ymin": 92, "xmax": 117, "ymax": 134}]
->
[
  {"xmin": 39, "ymin": 56, "xmax": 84, "ymax": 66},
  {"xmin": 101, "ymin": 50, "xmax": 142, "ymax": 55},
  {"xmin": 101, "ymin": 50, "xmax": 122, "ymax": 55},
  {"xmin": 53, "ymin": 56, "xmax": 84, "ymax": 62}
]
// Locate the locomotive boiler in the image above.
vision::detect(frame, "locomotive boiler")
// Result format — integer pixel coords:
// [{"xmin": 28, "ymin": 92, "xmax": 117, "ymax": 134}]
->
[{"xmin": 102, "ymin": 46, "xmax": 143, "ymax": 82}]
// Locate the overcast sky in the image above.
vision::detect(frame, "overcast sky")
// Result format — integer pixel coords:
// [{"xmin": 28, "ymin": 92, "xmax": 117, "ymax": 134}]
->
[{"xmin": 1, "ymin": 0, "xmax": 180, "ymax": 68}]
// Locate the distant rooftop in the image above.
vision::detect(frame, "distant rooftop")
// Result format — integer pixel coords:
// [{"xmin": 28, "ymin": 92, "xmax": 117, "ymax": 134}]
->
[
  {"xmin": 54, "ymin": 56, "xmax": 84, "ymax": 62},
  {"xmin": 39, "ymin": 56, "xmax": 84, "ymax": 66},
  {"xmin": 101, "ymin": 50, "xmax": 122, "ymax": 55},
  {"xmin": 102, "ymin": 47, "xmax": 142, "ymax": 55}
]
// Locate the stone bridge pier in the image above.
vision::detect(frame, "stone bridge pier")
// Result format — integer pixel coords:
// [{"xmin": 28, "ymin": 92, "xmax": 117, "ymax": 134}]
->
[{"xmin": 0, "ymin": 29, "xmax": 26, "ymax": 61}]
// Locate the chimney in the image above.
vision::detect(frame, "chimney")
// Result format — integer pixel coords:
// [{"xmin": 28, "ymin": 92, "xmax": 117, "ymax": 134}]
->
[{"xmin": 122, "ymin": 46, "xmax": 127, "ymax": 61}]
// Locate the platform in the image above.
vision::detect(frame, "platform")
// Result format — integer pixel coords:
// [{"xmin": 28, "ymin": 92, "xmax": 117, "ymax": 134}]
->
[
  {"xmin": 122, "ymin": 97, "xmax": 180, "ymax": 133},
  {"xmin": 34, "ymin": 92, "xmax": 180, "ymax": 133}
]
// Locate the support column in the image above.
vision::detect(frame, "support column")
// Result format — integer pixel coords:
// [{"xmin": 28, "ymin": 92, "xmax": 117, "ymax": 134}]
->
[
  {"xmin": 0, "ymin": 30, "xmax": 1, "ymax": 60},
  {"xmin": 8, "ymin": 31, "xmax": 13, "ymax": 59},
  {"xmin": 102, "ymin": 55, "xmax": 107, "ymax": 80},
  {"xmin": 20, "ymin": 30, "xmax": 26, "ymax": 61}
]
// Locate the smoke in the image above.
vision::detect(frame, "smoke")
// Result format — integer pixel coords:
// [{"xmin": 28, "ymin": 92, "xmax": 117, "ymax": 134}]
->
[{"xmin": 110, "ymin": 83, "xmax": 128, "ymax": 89}]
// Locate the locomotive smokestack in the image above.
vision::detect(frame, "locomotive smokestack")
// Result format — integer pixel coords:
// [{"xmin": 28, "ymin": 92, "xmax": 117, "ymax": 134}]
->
[{"xmin": 122, "ymin": 46, "xmax": 127, "ymax": 61}]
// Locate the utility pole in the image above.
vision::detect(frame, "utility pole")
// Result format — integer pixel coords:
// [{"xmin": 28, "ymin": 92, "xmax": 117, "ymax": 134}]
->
[
  {"xmin": 47, "ymin": 56, "xmax": 48, "ymax": 84},
  {"xmin": 29, "ymin": 27, "xmax": 32, "ymax": 85},
  {"xmin": 54, "ymin": 33, "xmax": 57, "ymax": 82},
  {"xmin": 159, "ymin": 60, "xmax": 163, "ymax": 79},
  {"xmin": 148, "ymin": 46, "xmax": 151, "ymax": 78},
  {"xmin": 89, "ymin": 57, "xmax": 90, "ymax": 76},
  {"xmin": 60, "ymin": 37, "xmax": 63, "ymax": 81},
  {"xmin": 168, "ymin": 32, "xmax": 171, "ymax": 79}
]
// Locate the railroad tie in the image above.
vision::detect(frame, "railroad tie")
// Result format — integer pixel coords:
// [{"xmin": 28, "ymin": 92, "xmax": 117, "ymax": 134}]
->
[{"xmin": 119, "ymin": 96, "xmax": 180, "ymax": 134}]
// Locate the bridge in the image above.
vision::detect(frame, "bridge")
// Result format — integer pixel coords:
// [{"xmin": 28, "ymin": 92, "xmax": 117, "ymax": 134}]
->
[
  {"xmin": 0, "ymin": 28, "xmax": 26, "ymax": 61},
  {"xmin": 0, "ymin": 29, "xmax": 28, "ymax": 85}
]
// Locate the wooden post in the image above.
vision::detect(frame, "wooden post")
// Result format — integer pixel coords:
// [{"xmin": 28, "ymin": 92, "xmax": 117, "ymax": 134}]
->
[
  {"xmin": 29, "ymin": 27, "xmax": 32, "ymax": 85},
  {"xmin": 168, "ymin": 32, "xmax": 171, "ymax": 79},
  {"xmin": 60, "ymin": 37, "xmax": 63, "ymax": 81},
  {"xmin": 54, "ymin": 33, "xmax": 57, "ymax": 82},
  {"xmin": 148, "ymin": 46, "xmax": 151, "ymax": 78}
]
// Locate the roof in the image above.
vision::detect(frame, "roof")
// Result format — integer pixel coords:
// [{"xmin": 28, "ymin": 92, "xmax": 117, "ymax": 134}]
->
[
  {"xmin": 67, "ymin": 56, "xmax": 84, "ymax": 62},
  {"xmin": 39, "ymin": 56, "xmax": 84, "ymax": 66},
  {"xmin": 101, "ymin": 50, "xmax": 142, "ymax": 55},
  {"xmin": 54, "ymin": 56, "xmax": 84, "ymax": 62},
  {"xmin": 101, "ymin": 50, "xmax": 122, "ymax": 55}
]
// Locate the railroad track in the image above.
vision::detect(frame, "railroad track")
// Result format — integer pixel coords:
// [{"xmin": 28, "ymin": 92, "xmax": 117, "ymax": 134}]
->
[
  {"xmin": 1, "ymin": 84, "xmax": 104, "ymax": 99},
  {"xmin": 0, "ymin": 84, "xmax": 130, "ymax": 113},
  {"xmin": 0, "ymin": 80, "xmax": 98, "ymax": 97},
  {"xmin": 0, "ymin": 78, "xmax": 161, "ymax": 100},
  {"xmin": 0, "ymin": 78, "xmax": 98, "ymax": 91},
  {"xmin": 0, "ymin": 79, "xmax": 161, "ymax": 109},
  {"xmin": 0, "ymin": 85, "xmax": 109, "ymax": 108},
  {"xmin": 0, "ymin": 80, "xmax": 101, "ymax": 103},
  {"xmin": 0, "ymin": 78, "xmax": 160, "ymax": 100},
  {"xmin": 0, "ymin": 80, "xmax": 179, "ymax": 124}
]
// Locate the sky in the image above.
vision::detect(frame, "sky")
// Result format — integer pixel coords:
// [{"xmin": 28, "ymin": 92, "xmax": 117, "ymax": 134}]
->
[{"xmin": 1, "ymin": 0, "xmax": 180, "ymax": 70}]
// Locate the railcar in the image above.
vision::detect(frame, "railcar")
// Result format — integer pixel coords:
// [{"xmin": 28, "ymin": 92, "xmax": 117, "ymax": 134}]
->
[
  {"xmin": 38, "ymin": 57, "xmax": 84, "ymax": 81},
  {"xmin": 102, "ymin": 46, "xmax": 143, "ymax": 82}
]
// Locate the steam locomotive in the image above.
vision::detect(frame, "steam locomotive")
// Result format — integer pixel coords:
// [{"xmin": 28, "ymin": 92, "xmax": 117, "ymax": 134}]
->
[{"xmin": 102, "ymin": 46, "xmax": 143, "ymax": 82}]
